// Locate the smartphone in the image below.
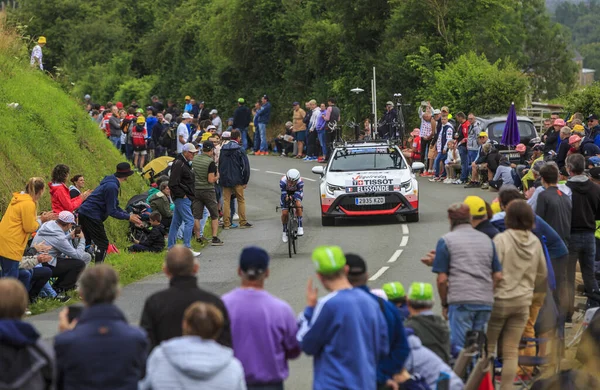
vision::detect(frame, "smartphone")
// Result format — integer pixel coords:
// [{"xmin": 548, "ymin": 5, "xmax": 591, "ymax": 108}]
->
[
  {"xmin": 73, "ymin": 225, "xmax": 82, "ymax": 235},
  {"xmin": 67, "ymin": 304, "xmax": 84, "ymax": 323}
]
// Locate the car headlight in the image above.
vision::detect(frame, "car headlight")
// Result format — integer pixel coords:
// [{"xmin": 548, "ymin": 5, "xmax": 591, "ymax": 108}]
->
[
  {"xmin": 400, "ymin": 180, "xmax": 412, "ymax": 191},
  {"xmin": 327, "ymin": 183, "xmax": 345, "ymax": 194}
]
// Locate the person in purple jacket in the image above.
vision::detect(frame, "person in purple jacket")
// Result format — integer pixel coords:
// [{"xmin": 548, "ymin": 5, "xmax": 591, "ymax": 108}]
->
[{"xmin": 223, "ymin": 246, "xmax": 301, "ymax": 390}]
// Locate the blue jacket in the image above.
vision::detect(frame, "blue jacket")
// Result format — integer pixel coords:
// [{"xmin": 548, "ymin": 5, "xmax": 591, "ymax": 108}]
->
[
  {"xmin": 356, "ymin": 285, "xmax": 410, "ymax": 384},
  {"xmin": 297, "ymin": 288, "xmax": 389, "ymax": 390},
  {"xmin": 581, "ymin": 137, "xmax": 600, "ymax": 157},
  {"xmin": 491, "ymin": 213, "xmax": 568, "ymax": 259},
  {"xmin": 54, "ymin": 304, "xmax": 147, "ymax": 390},
  {"xmin": 77, "ymin": 175, "xmax": 129, "ymax": 222},
  {"xmin": 256, "ymin": 102, "xmax": 272, "ymax": 124},
  {"xmin": 146, "ymin": 116, "xmax": 158, "ymax": 138},
  {"xmin": 219, "ymin": 141, "xmax": 250, "ymax": 187}
]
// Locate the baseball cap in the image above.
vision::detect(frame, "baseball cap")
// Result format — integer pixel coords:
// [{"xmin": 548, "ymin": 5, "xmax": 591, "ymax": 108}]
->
[
  {"xmin": 210, "ymin": 109, "xmax": 218, "ymax": 115},
  {"xmin": 238, "ymin": 98, "xmax": 245, "ymax": 103},
  {"xmin": 58, "ymin": 211, "xmax": 76, "ymax": 224},
  {"xmin": 222, "ymin": 131, "xmax": 231, "ymax": 139},
  {"xmin": 202, "ymin": 140, "xmax": 215, "ymax": 151},
  {"xmin": 478, "ymin": 132, "xmax": 488, "ymax": 138},
  {"xmin": 515, "ymin": 143, "xmax": 526, "ymax": 152},
  {"xmin": 84, "ymin": 94, "xmax": 91, "ymax": 100},
  {"xmin": 433, "ymin": 109, "xmax": 441, "ymax": 115},
  {"xmin": 567, "ymin": 114, "xmax": 575, "ymax": 123},
  {"xmin": 312, "ymin": 246, "xmax": 346, "ymax": 275},
  {"xmin": 407, "ymin": 282, "xmax": 434, "ymax": 302},
  {"xmin": 207, "ymin": 125, "xmax": 216, "ymax": 131},
  {"xmin": 136, "ymin": 116, "xmax": 146, "ymax": 124},
  {"xmin": 182, "ymin": 143, "xmax": 198, "ymax": 153},
  {"xmin": 285, "ymin": 121, "xmax": 293, "ymax": 128},
  {"xmin": 240, "ymin": 246, "xmax": 269, "ymax": 277},
  {"xmin": 345, "ymin": 254, "xmax": 367, "ymax": 276},
  {"xmin": 553, "ymin": 118, "xmax": 566, "ymax": 127},
  {"xmin": 136, "ymin": 108, "xmax": 144, "ymax": 114},
  {"xmin": 292, "ymin": 102, "xmax": 299, "ymax": 106},
  {"xmin": 569, "ymin": 134, "xmax": 582, "ymax": 145},
  {"xmin": 382, "ymin": 282, "xmax": 406, "ymax": 301},
  {"xmin": 116, "ymin": 101, "xmax": 123, "ymax": 109},
  {"xmin": 200, "ymin": 132, "xmax": 212, "ymax": 142},
  {"xmin": 588, "ymin": 114, "xmax": 598, "ymax": 121},
  {"xmin": 263, "ymin": 94, "xmax": 269, "ymax": 100},
  {"xmin": 185, "ymin": 95, "xmax": 191, "ymax": 100},
  {"xmin": 590, "ymin": 167, "xmax": 600, "ymax": 180},
  {"xmin": 182, "ymin": 112, "xmax": 193, "ymax": 119},
  {"xmin": 441, "ymin": 106, "xmax": 449, "ymax": 112},
  {"xmin": 463, "ymin": 196, "xmax": 487, "ymax": 217},
  {"xmin": 386, "ymin": 101, "xmax": 394, "ymax": 106},
  {"xmin": 573, "ymin": 124, "xmax": 585, "ymax": 133}
]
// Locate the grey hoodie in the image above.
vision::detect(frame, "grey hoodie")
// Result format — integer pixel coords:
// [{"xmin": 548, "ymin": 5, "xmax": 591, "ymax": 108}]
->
[
  {"xmin": 139, "ymin": 336, "xmax": 246, "ymax": 390},
  {"xmin": 405, "ymin": 335, "xmax": 464, "ymax": 390},
  {"xmin": 31, "ymin": 221, "xmax": 91, "ymax": 266}
]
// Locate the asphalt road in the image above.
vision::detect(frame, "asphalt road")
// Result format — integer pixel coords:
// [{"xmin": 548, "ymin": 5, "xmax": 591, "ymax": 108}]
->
[{"xmin": 28, "ymin": 155, "xmax": 498, "ymax": 389}]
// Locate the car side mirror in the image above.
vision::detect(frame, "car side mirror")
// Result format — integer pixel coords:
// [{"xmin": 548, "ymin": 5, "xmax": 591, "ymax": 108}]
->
[
  {"xmin": 411, "ymin": 162, "xmax": 425, "ymax": 171},
  {"xmin": 312, "ymin": 166, "xmax": 324, "ymax": 175}
]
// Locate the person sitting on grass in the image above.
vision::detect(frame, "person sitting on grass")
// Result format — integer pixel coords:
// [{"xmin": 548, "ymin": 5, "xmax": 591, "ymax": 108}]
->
[
  {"xmin": 130, "ymin": 212, "xmax": 167, "ymax": 253},
  {"xmin": 404, "ymin": 282, "xmax": 451, "ymax": 364},
  {"xmin": 382, "ymin": 281, "xmax": 409, "ymax": 319},
  {"xmin": 149, "ymin": 182, "xmax": 173, "ymax": 229}
]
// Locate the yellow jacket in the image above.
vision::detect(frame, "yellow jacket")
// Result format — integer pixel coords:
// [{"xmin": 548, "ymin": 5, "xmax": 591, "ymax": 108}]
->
[
  {"xmin": 0, "ymin": 193, "xmax": 40, "ymax": 261},
  {"xmin": 522, "ymin": 155, "xmax": 544, "ymax": 191}
]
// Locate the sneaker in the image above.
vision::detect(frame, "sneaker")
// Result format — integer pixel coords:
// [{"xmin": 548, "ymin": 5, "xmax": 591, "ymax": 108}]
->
[
  {"xmin": 453, "ymin": 179, "xmax": 465, "ymax": 185},
  {"xmin": 481, "ymin": 183, "xmax": 490, "ymax": 190},
  {"xmin": 248, "ymin": 151, "xmax": 255, "ymax": 155},
  {"xmin": 303, "ymin": 156, "xmax": 310, "ymax": 161},
  {"xmin": 211, "ymin": 237, "xmax": 224, "ymax": 246},
  {"xmin": 196, "ymin": 236, "xmax": 208, "ymax": 244},
  {"xmin": 233, "ymin": 213, "xmax": 239, "ymax": 221},
  {"xmin": 298, "ymin": 227, "xmax": 304, "ymax": 236},
  {"xmin": 55, "ymin": 294, "xmax": 71, "ymax": 303},
  {"xmin": 240, "ymin": 223, "xmax": 253, "ymax": 229},
  {"xmin": 191, "ymin": 250, "xmax": 202, "ymax": 257},
  {"xmin": 428, "ymin": 177, "xmax": 439, "ymax": 182},
  {"xmin": 282, "ymin": 232, "xmax": 288, "ymax": 243},
  {"xmin": 443, "ymin": 178, "xmax": 454, "ymax": 184},
  {"xmin": 281, "ymin": 152, "xmax": 286, "ymax": 157},
  {"xmin": 464, "ymin": 181, "xmax": 480, "ymax": 188},
  {"xmin": 224, "ymin": 224, "xmax": 239, "ymax": 230},
  {"xmin": 317, "ymin": 157, "xmax": 325, "ymax": 163},
  {"xmin": 25, "ymin": 308, "xmax": 32, "ymax": 316},
  {"xmin": 435, "ymin": 177, "xmax": 444, "ymax": 182}
]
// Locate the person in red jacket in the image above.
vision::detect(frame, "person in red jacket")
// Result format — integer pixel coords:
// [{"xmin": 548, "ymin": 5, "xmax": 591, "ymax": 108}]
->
[{"xmin": 49, "ymin": 164, "xmax": 91, "ymax": 213}]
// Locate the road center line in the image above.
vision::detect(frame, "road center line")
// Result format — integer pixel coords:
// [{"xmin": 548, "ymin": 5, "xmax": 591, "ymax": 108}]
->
[
  {"xmin": 387, "ymin": 249, "xmax": 403, "ymax": 263},
  {"xmin": 401, "ymin": 224, "xmax": 409, "ymax": 235},
  {"xmin": 303, "ymin": 177, "xmax": 316, "ymax": 182},
  {"xmin": 265, "ymin": 170, "xmax": 285, "ymax": 175},
  {"xmin": 250, "ymin": 168, "xmax": 260, "ymax": 171},
  {"xmin": 399, "ymin": 236, "xmax": 409, "ymax": 247},
  {"xmin": 369, "ymin": 266, "xmax": 390, "ymax": 281}
]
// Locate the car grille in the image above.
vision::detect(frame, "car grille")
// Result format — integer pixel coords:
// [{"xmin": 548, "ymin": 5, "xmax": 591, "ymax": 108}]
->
[{"xmin": 341, "ymin": 202, "xmax": 401, "ymax": 212}]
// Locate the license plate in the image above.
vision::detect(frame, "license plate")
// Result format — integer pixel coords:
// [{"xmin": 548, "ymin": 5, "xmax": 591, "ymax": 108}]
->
[{"xmin": 355, "ymin": 197, "xmax": 385, "ymax": 205}]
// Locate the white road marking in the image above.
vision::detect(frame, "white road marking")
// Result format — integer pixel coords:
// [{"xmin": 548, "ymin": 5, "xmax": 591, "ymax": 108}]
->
[
  {"xmin": 250, "ymin": 168, "xmax": 260, "ymax": 171},
  {"xmin": 399, "ymin": 236, "xmax": 409, "ymax": 247},
  {"xmin": 369, "ymin": 266, "xmax": 390, "ymax": 281},
  {"xmin": 265, "ymin": 170, "xmax": 286, "ymax": 175},
  {"xmin": 303, "ymin": 177, "xmax": 316, "ymax": 182},
  {"xmin": 402, "ymin": 224, "xmax": 409, "ymax": 235},
  {"xmin": 387, "ymin": 249, "xmax": 403, "ymax": 263}
]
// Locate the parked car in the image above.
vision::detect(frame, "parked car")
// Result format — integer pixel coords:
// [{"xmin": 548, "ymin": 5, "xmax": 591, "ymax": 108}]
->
[{"xmin": 477, "ymin": 115, "xmax": 538, "ymax": 163}]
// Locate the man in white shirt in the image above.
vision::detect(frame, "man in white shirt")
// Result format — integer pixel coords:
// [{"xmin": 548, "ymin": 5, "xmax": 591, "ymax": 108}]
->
[
  {"xmin": 177, "ymin": 113, "xmax": 193, "ymax": 154},
  {"xmin": 31, "ymin": 36, "xmax": 46, "ymax": 70},
  {"xmin": 211, "ymin": 109, "xmax": 223, "ymax": 134}
]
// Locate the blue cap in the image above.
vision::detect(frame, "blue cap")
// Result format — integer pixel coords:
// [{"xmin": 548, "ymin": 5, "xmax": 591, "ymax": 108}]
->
[
  {"xmin": 240, "ymin": 246, "xmax": 269, "ymax": 277},
  {"xmin": 293, "ymin": 101, "xmax": 299, "ymax": 106}
]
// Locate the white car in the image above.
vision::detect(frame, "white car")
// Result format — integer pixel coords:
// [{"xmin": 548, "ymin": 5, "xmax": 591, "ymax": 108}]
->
[{"xmin": 311, "ymin": 141, "xmax": 424, "ymax": 226}]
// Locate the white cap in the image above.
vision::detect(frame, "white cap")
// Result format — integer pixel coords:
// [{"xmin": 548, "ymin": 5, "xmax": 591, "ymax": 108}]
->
[
  {"xmin": 210, "ymin": 109, "xmax": 218, "ymax": 115},
  {"xmin": 58, "ymin": 211, "xmax": 76, "ymax": 224},
  {"xmin": 433, "ymin": 109, "xmax": 441, "ymax": 115},
  {"xmin": 207, "ymin": 125, "xmax": 216, "ymax": 131},
  {"xmin": 182, "ymin": 112, "xmax": 193, "ymax": 119},
  {"xmin": 182, "ymin": 143, "xmax": 198, "ymax": 153}
]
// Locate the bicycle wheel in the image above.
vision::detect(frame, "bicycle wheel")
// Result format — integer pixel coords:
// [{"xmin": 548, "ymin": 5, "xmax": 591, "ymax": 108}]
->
[
  {"xmin": 292, "ymin": 217, "xmax": 298, "ymax": 254},
  {"xmin": 287, "ymin": 218, "xmax": 293, "ymax": 258}
]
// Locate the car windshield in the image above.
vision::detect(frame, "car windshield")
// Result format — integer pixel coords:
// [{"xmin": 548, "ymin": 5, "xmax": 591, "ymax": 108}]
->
[
  {"xmin": 329, "ymin": 147, "xmax": 407, "ymax": 171},
  {"xmin": 488, "ymin": 121, "xmax": 536, "ymax": 141}
]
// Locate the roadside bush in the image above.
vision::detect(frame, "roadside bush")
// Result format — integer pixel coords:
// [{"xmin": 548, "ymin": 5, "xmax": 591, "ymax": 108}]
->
[{"xmin": 564, "ymin": 82, "xmax": 600, "ymax": 116}]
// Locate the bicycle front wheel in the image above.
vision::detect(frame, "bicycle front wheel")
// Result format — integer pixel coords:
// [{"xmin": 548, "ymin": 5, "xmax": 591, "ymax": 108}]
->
[{"xmin": 287, "ymin": 219, "xmax": 294, "ymax": 258}]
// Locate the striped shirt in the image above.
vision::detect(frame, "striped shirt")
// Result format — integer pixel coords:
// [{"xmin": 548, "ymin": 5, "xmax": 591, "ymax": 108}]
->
[{"xmin": 30, "ymin": 45, "xmax": 43, "ymax": 70}]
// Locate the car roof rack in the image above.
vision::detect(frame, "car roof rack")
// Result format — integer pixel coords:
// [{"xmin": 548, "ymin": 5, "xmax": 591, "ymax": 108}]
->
[{"xmin": 333, "ymin": 139, "xmax": 401, "ymax": 149}]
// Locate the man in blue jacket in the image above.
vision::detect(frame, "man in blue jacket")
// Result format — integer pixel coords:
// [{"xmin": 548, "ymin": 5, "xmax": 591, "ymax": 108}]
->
[
  {"xmin": 346, "ymin": 254, "xmax": 410, "ymax": 390},
  {"xmin": 255, "ymin": 95, "xmax": 272, "ymax": 154},
  {"xmin": 219, "ymin": 129, "xmax": 252, "ymax": 229},
  {"xmin": 297, "ymin": 246, "xmax": 389, "ymax": 390},
  {"xmin": 77, "ymin": 163, "xmax": 142, "ymax": 264}
]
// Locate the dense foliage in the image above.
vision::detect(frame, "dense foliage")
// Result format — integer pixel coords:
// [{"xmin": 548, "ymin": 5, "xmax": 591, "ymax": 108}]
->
[
  {"xmin": 9, "ymin": 0, "xmax": 576, "ymax": 125},
  {"xmin": 564, "ymin": 82, "xmax": 600, "ymax": 115}
]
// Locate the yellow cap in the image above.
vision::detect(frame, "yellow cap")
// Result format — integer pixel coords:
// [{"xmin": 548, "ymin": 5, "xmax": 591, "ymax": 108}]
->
[
  {"xmin": 38, "ymin": 36, "xmax": 46, "ymax": 44},
  {"xmin": 136, "ymin": 116, "xmax": 146, "ymax": 124},
  {"xmin": 185, "ymin": 95, "xmax": 191, "ymax": 100},
  {"xmin": 491, "ymin": 199, "xmax": 502, "ymax": 215},
  {"xmin": 567, "ymin": 114, "xmax": 575, "ymax": 123},
  {"xmin": 572, "ymin": 124, "xmax": 585, "ymax": 133},
  {"xmin": 201, "ymin": 132, "xmax": 212, "ymax": 142},
  {"xmin": 478, "ymin": 132, "xmax": 488, "ymax": 138},
  {"xmin": 463, "ymin": 196, "xmax": 487, "ymax": 217}
]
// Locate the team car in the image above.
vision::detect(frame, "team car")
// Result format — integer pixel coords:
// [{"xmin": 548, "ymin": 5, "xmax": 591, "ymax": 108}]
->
[{"xmin": 311, "ymin": 140, "xmax": 424, "ymax": 226}]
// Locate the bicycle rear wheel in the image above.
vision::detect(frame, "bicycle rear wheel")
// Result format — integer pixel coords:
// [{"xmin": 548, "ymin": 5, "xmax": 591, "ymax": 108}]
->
[
  {"xmin": 292, "ymin": 217, "xmax": 297, "ymax": 254},
  {"xmin": 287, "ymin": 218, "xmax": 293, "ymax": 258}
]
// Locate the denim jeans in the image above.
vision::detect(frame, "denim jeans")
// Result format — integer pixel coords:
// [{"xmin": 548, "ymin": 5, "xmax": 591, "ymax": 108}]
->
[
  {"xmin": 0, "ymin": 256, "xmax": 20, "ymax": 278},
  {"xmin": 567, "ymin": 231, "xmax": 599, "ymax": 317},
  {"xmin": 253, "ymin": 126, "xmax": 261, "ymax": 152},
  {"xmin": 168, "ymin": 197, "xmax": 194, "ymax": 249},
  {"xmin": 110, "ymin": 136, "xmax": 121, "ymax": 150},
  {"xmin": 18, "ymin": 269, "xmax": 31, "ymax": 290},
  {"xmin": 458, "ymin": 146, "xmax": 469, "ymax": 181},
  {"xmin": 258, "ymin": 123, "xmax": 268, "ymax": 152},
  {"xmin": 199, "ymin": 206, "xmax": 209, "ymax": 236},
  {"xmin": 317, "ymin": 130, "xmax": 327, "ymax": 157},
  {"xmin": 448, "ymin": 303, "xmax": 492, "ymax": 351},
  {"xmin": 468, "ymin": 150, "xmax": 478, "ymax": 165},
  {"xmin": 434, "ymin": 152, "xmax": 447, "ymax": 178},
  {"xmin": 239, "ymin": 127, "xmax": 249, "ymax": 150}
]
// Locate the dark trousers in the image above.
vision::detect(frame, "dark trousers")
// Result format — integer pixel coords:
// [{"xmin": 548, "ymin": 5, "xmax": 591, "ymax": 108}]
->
[
  {"xmin": 326, "ymin": 131, "xmax": 334, "ymax": 160},
  {"xmin": 128, "ymin": 244, "xmax": 161, "ymax": 253},
  {"xmin": 567, "ymin": 231, "xmax": 599, "ymax": 317},
  {"xmin": 247, "ymin": 383, "xmax": 283, "ymax": 390},
  {"xmin": 552, "ymin": 255, "xmax": 569, "ymax": 320},
  {"xmin": 29, "ymin": 267, "xmax": 53, "ymax": 300},
  {"xmin": 274, "ymin": 139, "xmax": 293, "ymax": 155},
  {"xmin": 79, "ymin": 214, "xmax": 109, "ymax": 263},
  {"xmin": 43, "ymin": 258, "xmax": 86, "ymax": 292},
  {"xmin": 306, "ymin": 130, "xmax": 318, "ymax": 157},
  {"xmin": 420, "ymin": 139, "xmax": 430, "ymax": 163}
]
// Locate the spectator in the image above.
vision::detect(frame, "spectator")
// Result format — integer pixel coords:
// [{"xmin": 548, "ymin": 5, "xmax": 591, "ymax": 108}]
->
[
  {"xmin": 129, "ymin": 212, "xmax": 167, "ymax": 253},
  {"xmin": 489, "ymin": 155, "xmax": 514, "ymax": 190},
  {"xmin": 49, "ymin": 164, "xmax": 91, "ymax": 213},
  {"xmin": 487, "ymin": 200, "xmax": 547, "ymax": 390},
  {"xmin": 443, "ymin": 140, "xmax": 461, "ymax": 183},
  {"xmin": 464, "ymin": 132, "xmax": 491, "ymax": 188},
  {"xmin": 184, "ymin": 96, "xmax": 192, "ymax": 112},
  {"xmin": 131, "ymin": 116, "xmax": 149, "ymax": 171},
  {"xmin": 78, "ymin": 163, "xmax": 142, "ymax": 263},
  {"xmin": 316, "ymin": 103, "xmax": 328, "ymax": 162},
  {"xmin": 292, "ymin": 102, "xmax": 307, "ymax": 159},
  {"xmin": 556, "ymin": 126, "xmax": 573, "ymax": 169},
  {"xmin": 69, "ymin": 174, "xmax": 86, "ymax": 199},
  {"xmin": 211, "ymin": 109, "xmax": 223, "ymax": 135},
  {"xmin": 219, "ymin": 129, "xmax": 252, "ymax": 229},
  {"xmin": 418, "ymin": 103, "xmax": 433, "ymax": 167},
  {"xmin": 167, "ymin": 143, "xmax": 200, "ymax": 255},
  {"xmin": 463, "ymin": 196, "xmax": 499, "ymax": 239},
  {"xmin": 55, "ymin": 265, "xmax": 147, "ymax": 390},
  {"xmin": 543, "ymin": 118, "xmax": 564, "ymax": 156},
  {"xmin": 521, "ymin": 144, "xmax": 545, "ymax": 190},
  {"xmin": 108, "ymin": 105, "xmax": 122, "ymax": 149},
  {"xmin": 297, "ymin": 246, "xmax": 388, "ymax": 390},
  {"xmin": 151, "ymin": 95, "xmax": 164, "ymax": 113},
  {"xmin": 345, "ymin": 254, "xmax": 410, "ymax": 389},
  {"xmin": 382, "ymin": 281, "xmax": 409, "ymax": 319},
  {"xmin": 0, "ymin": 278, "xmax": 56, "ymax": 389},
  {"xmin": 569, "ymin": 134, "xmax": 600, "ymax": 157},
  {"xmin": 274, "ymin": 121, "xmax": 295, "ymax": 156},
  {"xmin": 233, "ymin": 98, "xmax": 252, "ymax": 150},
  {"xmin": 30, "ymin": 36, "xmax": 45, "ymax": 70},
  {"xmin": 306, "ymin": 100, "xmax": 319, "ymax": 161},
  {"xmin": 18, "ymin": 242, "xmax": 55, "ymax": 303},
  {"xmin": 192, "ymin": 140, "xmax": 223, "ymax": 246},
  {"xmin": 140, "ymin": 246, "xmax": 232, "ymax": 350},
  {"xmin": 513, "ymin": 143, "xmax": 532, "ymax": 173},
  {"xmin": 588, "ymin": 114, "xmax": 600, "ymax": 147},
  {"xmin": 177, "ymin": 113, "xmax": 193, "ymax": 154},
  {"xmin": 431, "ymin": 203, "xmax": 502, "ymax": 351},
  {"xmin": 149, "ymin": 182, "xmax": 173, "ymax": 228},
  {"xmin": 404, "ymin": 282, "xmax": 451, "ymax": 364},
  {"xmin": 481, "ymin": 143, "xmax": 501, "ymax": 190},
  {"xmin": 223, "ymin": 246, "xmax": 301, "ymax": 389},
  {"xmin": 199, "ymin": 101, "xmax": 210, "ymax": 121},
  {"xmin": 255, "ymin": 95, "xmax": 272, "ymax": 155},
  {"xmin": 565, "ymin": 153, "xmax": 600, "ymax": 322},
  {"xmin": 145, "ymin": 107, "xmax": 158, "ymax": 160},
  {"xmin": 165, "ymin": 100, "xmax": 180, "ymax": 120},
  {"xmin": 31, "ymin": 211, "xmax": 88, "ymax": 295},
  {"xmin": 121, "ymin": 107, "xmax": 137, "ymax": 161},
  {"xmin": 140, "ymin": 302, "xmax": 245, "ymax": 390},
  {"xmin": 0, "ymin": 177, "xmax": 55, "ymax": 278}
]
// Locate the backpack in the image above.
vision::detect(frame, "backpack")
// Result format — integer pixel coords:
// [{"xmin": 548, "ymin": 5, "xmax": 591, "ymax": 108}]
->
[{"xmin": 160, "ymin": 125, "xmax": 176, "ymax": 148}]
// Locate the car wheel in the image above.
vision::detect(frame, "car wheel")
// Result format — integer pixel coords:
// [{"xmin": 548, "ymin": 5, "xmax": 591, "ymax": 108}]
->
[
  {"xmin": 405, "ymin": 213, "xmax": 419, "ymax": 223},
  {"xmin": 321, "ymin": 215, "xmax": 335, "ymax": 226}
]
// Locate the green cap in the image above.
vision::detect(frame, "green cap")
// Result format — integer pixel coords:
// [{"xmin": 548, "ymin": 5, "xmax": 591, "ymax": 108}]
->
[
  {"xmin": 136, "ymin": 108, "xmax": 144, "ymax": 114},
  {"xmin": 238, "ymin": 97, "xmax": 245, "ymax": 104},
  {"xmin": 382, "ymin": 282, "xmax": 406, "ymax": 300},
  {"xmin": 312, "ymin": 246, "xmax": 346, "ymax": 274},
  {"xmin": 408, "ymin": 282, "xmax": 434, "ymax": 302}
]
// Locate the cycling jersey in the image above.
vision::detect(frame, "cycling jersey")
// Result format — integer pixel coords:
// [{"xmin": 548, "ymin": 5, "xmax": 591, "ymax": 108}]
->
[{"xmin": 280, "ymin": 176, "xmax": 304, "ymax": 207}]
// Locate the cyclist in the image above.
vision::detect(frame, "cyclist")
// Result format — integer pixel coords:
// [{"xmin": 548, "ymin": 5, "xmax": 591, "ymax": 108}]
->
[{"xmin": 280, "ymin": 168, "xmax": 304, "ymax": 243}]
